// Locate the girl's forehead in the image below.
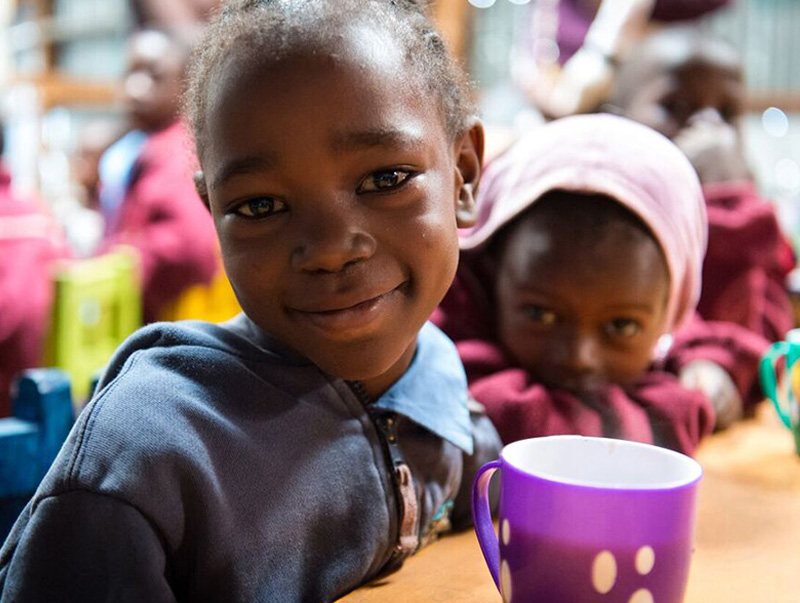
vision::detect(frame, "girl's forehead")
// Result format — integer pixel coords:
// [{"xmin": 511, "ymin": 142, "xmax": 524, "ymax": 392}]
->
[
  {"xmin": 199, "ymin": 29, "xmax": 446, "ymax": 160},
  {"xmin": 207, "ymin": 22, "xmax": 410, "ymax": 107},
  {"xmin": 197, "ymin": 25, "xmax": 450, "ymax": 181},
  {"xmin": 502, "ymin": 216, "xmax": 669, "ymax": 298},
  {"xmin": 505, "ymin": 206, "xmax": 662, "ymax": 269}
]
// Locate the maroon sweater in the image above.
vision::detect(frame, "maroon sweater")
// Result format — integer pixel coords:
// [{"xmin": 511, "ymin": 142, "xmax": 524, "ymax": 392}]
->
[
  {"xmin": 698, "ymin": 181, "xmax": 795, "ymax": 343},
  {"xmin": 0, "ymin": 164, "xmax": 71, "ymax": 415},
  {"xmin": 101, "ymin": 121, "xmax": 218, "ymax": 322}
]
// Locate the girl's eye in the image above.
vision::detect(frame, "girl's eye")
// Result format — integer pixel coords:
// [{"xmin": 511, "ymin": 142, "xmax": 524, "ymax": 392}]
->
[
  {"xmin": 605, "ymin": 318, "xmax": 641, "ymax": 338},
  {"xmin": 357, "ymin": 169, "xmax": 412, "ymax": 193},
  {"xmin": 230, "ymin": 196, "xmax": 287, "ymax": 219},
  {"xmin": 523, "ymin": 305, "xmax": 557, "ymax": 326}
]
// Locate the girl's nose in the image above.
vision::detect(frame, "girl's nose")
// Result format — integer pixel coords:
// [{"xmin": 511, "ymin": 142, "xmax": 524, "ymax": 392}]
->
[
  {"xmin": 565, "ymin": 332, "xmax": 602, "ymax": 374},
  {"xmin": 291, "ymin": 204, "xmax": 376, "ymax": 273}
]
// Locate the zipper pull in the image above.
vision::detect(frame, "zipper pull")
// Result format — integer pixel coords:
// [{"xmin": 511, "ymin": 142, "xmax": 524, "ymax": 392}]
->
[{"xmin": 374, "ymin": 413, "xmax": 419, "ymax": 558}]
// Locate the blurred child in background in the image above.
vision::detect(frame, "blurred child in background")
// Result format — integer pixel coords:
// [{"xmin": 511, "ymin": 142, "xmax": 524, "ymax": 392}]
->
[
  {"xmin": 96, "ymin": 27, "xmax": 218, "ymax": 322},
  {"xmin": 609, "ymin": 25, "xmax": 795, "ymax": 343},
  {"xmin": 513, "ymin": 0, "xmax": 732, "ymax": 120},
  {"xmin": 73, "ymin": 118, "xmax": 125, "ymax": 212},
  {"xmin": 130, "ymin": 0, "xmax": 221, "ymax": 30},
  {"xmin": 435, "ymin": 114, "xmax": 769, "ymax": 453},
  {"xmin": 0, "ymin": 123, "xmax": 71, "ymax": 415}
]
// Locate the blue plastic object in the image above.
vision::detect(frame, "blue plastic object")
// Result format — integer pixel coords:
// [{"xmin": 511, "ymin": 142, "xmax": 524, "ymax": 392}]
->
[{"xmin": 0, "ymin": 369, "xmax": 74, "ymax": 539}]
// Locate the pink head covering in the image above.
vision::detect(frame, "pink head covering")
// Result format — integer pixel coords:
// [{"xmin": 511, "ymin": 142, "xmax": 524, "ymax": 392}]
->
[{"xmin": 461, "ymin": 113, "xmax": 707, "ymax": 334}]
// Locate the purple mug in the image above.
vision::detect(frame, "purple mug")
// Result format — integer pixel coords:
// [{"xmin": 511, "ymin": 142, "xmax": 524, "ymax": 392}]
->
[{"xmin": 472, "ymin": 435, "xmax": 702, "ymax": 603}]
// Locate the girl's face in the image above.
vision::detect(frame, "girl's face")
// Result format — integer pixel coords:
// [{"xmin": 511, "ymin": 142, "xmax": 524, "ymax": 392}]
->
[
  {"xmin": 123, "ymin": 31, "xmax": 184, "ymax": 132},
  {"xmin": 198, "ymin": 25, "xmax": 480, "ymax": 397},
  {"xmin": 620, "ymin": 54, "xmax": 744, "ymax": 141},
  {"xmin": 493, "ymin": 207, "xmax": 670, "ymax": 399}
]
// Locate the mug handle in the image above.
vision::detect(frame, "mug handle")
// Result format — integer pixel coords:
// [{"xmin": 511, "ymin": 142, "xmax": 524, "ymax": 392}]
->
[
  {"xmin": 759, "ymin": 341, "xmax": 793, "ymax": 429},
  {"xmin": 471, "ymin": 459, "xmax": 501, "ymax": 588}
]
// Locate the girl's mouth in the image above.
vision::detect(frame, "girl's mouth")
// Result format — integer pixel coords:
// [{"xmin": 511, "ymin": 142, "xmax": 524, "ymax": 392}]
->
[{"xmin": 290, "ymin": 283, "xmax": 407, "ymax": 336}]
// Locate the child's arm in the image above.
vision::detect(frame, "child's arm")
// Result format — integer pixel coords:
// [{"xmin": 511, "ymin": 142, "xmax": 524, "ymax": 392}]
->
[
  {"xmin": 458, "ymin": 338, "xmax": 715, "ymax": 456},
  {"xmin": 458, "ymin": 339, "xmax": 655, "ymax": 446},
  {"xmin": 678, "ymin": 358, "xmax": 743, "ymax": 430},
  {"xmin": 0, "ymin": 492, "xmax": 174, "ymax": 601},
  {"xmin": 673, "ymin": 119, "xmax": 751, "ymax": 186},
  {"xmin": 666, "ymin": 312, "xmax": 771, "ymax": 418},
  {"xmin": 626, "ymin": 370, "xmax": 715, "ymax": 454}
]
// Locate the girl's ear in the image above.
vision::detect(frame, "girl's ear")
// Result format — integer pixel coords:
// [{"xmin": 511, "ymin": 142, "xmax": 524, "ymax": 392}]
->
[
  {"xmin": 454, "ymin": 120, "xmax": 484, "ymax": 229},
  {"xmin": 194, "ymin": 171, "xmax": 210, "ymax": 209}
]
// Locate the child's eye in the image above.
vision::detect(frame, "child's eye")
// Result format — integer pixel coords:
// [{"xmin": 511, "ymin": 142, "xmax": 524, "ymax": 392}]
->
[
  {"xmin": 230, "ymin": 196, "xmax": 287, "ymax": 219},
  {"xmin": 605, "ymin": 318, "xmax": 641, "ymax": 338},
  {"xmin": 357, "ymin": 169, "xmax": 413, "ymax": 193},
  {"xmin": 523, "ymin": 305, "xmax": 557, "ymax": 326}
]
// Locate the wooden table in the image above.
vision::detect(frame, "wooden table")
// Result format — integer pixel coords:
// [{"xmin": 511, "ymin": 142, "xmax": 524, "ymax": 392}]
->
[{"xmin": 339, "ymin": 405, "xmax": 800, "ymax": 602}]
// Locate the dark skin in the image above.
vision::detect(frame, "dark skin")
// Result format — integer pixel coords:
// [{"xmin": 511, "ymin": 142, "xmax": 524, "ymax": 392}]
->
[
  {"xmin": 611, "ymin": 29, "xmax": 750, "ymax": 185},
  {"xmin": 123, "ymin": 30, "xmax": 186, "ymax": 133},
  {"xmin": 492, "ymin": 194, "xmax": 670, "ymax": 402},
  {"xmin": 194, "ymin": 23, "xmax": 482, "ymax": 399}
]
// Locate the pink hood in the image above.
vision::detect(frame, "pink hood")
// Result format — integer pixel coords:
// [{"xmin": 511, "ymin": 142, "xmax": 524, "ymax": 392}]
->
[{"xmin": 461, "ymin": 113, "xmax": 708, "ymax": 333}]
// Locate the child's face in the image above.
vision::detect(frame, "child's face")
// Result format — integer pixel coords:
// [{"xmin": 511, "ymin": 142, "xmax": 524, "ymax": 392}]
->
[
  {"xmin": 197, "ymin": 26, "xmax": 480, "ymax": 396},
  {"xmin": 493, "ymin": 209, "xmax": 670, "ymax": 398},
  {"xmin": 618, "ymin": 48, "xmax": 744, "ymax": 141},
  {"xmin": 123, "ymin": 31, "xmax": 184, "ymax": 132}
]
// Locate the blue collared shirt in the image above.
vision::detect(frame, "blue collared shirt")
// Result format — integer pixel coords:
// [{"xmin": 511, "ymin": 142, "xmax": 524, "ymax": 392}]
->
[{"xmin": 372, "ymin": 322, "xmax": 473, "ymax": 455}]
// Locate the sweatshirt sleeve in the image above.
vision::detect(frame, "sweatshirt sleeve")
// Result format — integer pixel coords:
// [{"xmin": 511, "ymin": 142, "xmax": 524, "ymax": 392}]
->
[
  {"xmin": 450, "ymin": 398, "xmax": 502, "ymax": 531},
  {"xmin": 625, "ymin": 371, "xmax": 715, "ymax": 456},
  {"xmin": 459, "ymin": 339, "xmax": 712, "ymax": 456},
  {"xmin": 458, "ymin": 339, "xmax": 647, "ymax": 441},
  {"xmin": 0, "ymin": 491, "xmax": 176, "ymax": 603},
  {"xmin": 666, "ymin": 311, "xmax": 770, "ymax": 411}
]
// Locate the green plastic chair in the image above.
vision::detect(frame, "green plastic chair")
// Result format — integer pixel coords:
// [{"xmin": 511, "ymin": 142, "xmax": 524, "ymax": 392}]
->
[{"xmin": 44, "ymin": 247, "xmax": 141, "ymax": 403}]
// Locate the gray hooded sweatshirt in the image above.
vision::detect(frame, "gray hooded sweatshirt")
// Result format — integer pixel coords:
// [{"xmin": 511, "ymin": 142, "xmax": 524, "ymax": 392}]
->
[{"xmin": 0, "ymin": 315, "xmax": 501, "ymax": 602}]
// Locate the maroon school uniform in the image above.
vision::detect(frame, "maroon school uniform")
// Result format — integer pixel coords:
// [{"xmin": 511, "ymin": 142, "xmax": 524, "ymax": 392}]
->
[
  {"xmin": 0, "ymin": 163, "xmax": 70, "ymax": 415},
  {"xmin": 666, "ymin": 311, "xmax": 770, "ymax": 414},
  {"xmin": 100, "ymin": 120, "xmax": 218, "ymax": 322},
  {"xmin": 699, "ymin": 181, "xmax": 795, "ymax": 342}
]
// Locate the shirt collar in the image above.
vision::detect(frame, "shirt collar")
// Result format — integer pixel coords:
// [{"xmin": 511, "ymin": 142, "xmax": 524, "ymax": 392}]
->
[
  {"xmin": 228, "ymin": 315, "xmax": 473, "ymax": 454},
  {"xmin": 372, "ymin": 322, "xmax": 473, "ymax": 455}
]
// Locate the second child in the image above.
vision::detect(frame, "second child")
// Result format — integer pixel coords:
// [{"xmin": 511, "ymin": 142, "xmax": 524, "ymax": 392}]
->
[{"xmin": 435, "ymin": 114, "xmax": 767, "ymax": 453}]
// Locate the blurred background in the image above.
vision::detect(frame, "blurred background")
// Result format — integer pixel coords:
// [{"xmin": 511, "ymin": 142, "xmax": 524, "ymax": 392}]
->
[
  {"xmin": 467, "ymin": 0, "xmax": 800, "ymax": 249},
  {"xmin": 0, "ymin": 0, "xmax": 798, "ymax": 252}
]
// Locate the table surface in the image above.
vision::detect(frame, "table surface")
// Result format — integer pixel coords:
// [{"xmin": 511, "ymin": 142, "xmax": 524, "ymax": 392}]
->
[{"xmin": 338, "ymin": 404, "xmax": 800, "ymax": 603}]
